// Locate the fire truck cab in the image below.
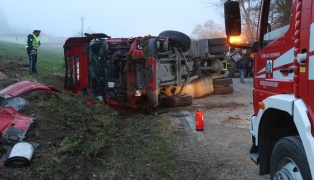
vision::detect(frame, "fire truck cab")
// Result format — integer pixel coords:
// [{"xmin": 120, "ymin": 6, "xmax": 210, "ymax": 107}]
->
[{"xmin": 224, "ymin": 0, "xmax": 314, "ymax": 179}]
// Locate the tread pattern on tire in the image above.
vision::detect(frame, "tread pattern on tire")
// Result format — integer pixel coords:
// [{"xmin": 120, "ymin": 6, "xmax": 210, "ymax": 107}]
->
[
  {"xmin": 270, "ymin": 136, "xmax": 312, "ymax": 180},
  {"xmin": 213, "ymin": 85, "xmax": 234, "ymax": 95},
  {"xmin": 213, "ymin": 78, "xmax": 233, "ymax": 88},
  {"xmin": 159, "ymin": 30, "xmax": 191, "ymax": 52}
]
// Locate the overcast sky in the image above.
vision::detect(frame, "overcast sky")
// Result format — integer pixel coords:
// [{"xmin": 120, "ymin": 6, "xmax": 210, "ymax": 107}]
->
[{"xmin": 1, "ymin": 0, "xmax": 223, "ymax": 38}]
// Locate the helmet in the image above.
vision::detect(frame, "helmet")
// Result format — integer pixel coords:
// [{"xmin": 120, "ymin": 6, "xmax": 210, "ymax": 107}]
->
[{"xmin": 33, "ymin": 28, "xmax": 41, "ymax": 32}]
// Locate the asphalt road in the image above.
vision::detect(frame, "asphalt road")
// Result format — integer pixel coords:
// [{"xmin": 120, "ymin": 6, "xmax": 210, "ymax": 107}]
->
[{"xmin": 232, "ymin": 77, "xmax": 254, "ymax": 95}]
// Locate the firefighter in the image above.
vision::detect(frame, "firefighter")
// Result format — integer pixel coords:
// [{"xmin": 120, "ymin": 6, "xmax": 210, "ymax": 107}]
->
[{"xmin": 25, "ymin": 29, "xmax": 41, "ymax": 75}]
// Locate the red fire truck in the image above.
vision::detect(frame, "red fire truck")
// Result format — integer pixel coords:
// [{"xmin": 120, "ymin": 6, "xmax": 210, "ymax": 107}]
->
[{"xmin": 224, "ymin": 0, "xmax": 314, "ymax": 179}]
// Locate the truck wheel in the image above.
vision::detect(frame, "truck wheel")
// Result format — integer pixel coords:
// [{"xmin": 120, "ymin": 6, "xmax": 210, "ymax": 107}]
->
[
  {"xmin": 159, "ymin": 93, "xmax": 192, "ymax": 108},
  {"xmin": 213, "ymin": 78, "xmax": 233, "ymax": 88},
  {"xmin": 148, "ymin": 38, "xmax": 157, "ymax": 56},
  {"xmin": 227, "ymin": 58, "xmax": 237, "ymax": 78},
  {"xmin": 270, "ymin": 136, "xmax": 312, "ymax": 180},
  {"xmin": 213, "ymin": 86, "xmax": 234, "ymax": 95},
  {"xmin": 159, "ymin": 30, "xmax": 191, "ymax": 52}
]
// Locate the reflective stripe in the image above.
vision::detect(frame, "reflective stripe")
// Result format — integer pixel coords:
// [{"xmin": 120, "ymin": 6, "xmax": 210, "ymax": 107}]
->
[
  {"xmin": 310, "ymin": 23, "xmax": 314, "ymax": 52},
  {"xmin": 256, "ymin": 48, "xmax": 294, "ymax": 79}
]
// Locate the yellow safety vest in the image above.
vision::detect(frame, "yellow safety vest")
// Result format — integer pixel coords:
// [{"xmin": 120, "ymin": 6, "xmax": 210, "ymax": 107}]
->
[{"xmin": 25, "ymin": 34, "xmax": 40, "ymax": 50}]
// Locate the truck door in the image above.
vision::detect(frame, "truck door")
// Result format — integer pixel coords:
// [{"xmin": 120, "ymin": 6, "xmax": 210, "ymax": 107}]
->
[
  {"xmin": 63, "ymin": 37, "xmax": 93, "ymax": 94},
  {"xmin": 290, "ymin": 0, "xmax": 314, "ymax": 135},
  {"xmin": 253, "ymin": 0, "xmax": 294, "ymax": 114}
]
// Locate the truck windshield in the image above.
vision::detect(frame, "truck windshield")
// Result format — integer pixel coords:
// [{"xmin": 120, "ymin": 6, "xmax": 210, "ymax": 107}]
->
[{"xmin": 263, "ymin": 0, "xmax": 293, "ymax": 46}]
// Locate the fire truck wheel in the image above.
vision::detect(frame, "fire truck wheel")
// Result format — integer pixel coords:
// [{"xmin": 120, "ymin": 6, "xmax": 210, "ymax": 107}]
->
[
  {"xmin": 213, "ymin": 78, "xmax": 233, "ymax": 88},
  {"xmin": 227, "ymin": 58, "xmax": 237, "ymax": 78},
  {"xmin": 213, "ymin": 86, "xmax": 234, "ymax": 95},
  {"xmin": 270, "ymin": 136, "xmax": 312, "ymax": 180},
  {"xmin": 159, "ymin": 93, "xmax": 192, "ymax": 108},
  {"xmin": 207, "ymin": 38, "xmax": 228, "ymax": 46},
  {"xmin": 159, "ymin": 30, "xmax": 191, "ymax": 52}
]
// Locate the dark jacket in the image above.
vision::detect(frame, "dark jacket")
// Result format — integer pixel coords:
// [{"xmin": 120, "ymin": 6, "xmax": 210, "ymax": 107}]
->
[
  {"xmin": 26, "ymin": 34, "xmax": 35, "ymax": 50},
  {"xmin": 238, "ymin": 59, "xmax": 247, "ymax": 69}
]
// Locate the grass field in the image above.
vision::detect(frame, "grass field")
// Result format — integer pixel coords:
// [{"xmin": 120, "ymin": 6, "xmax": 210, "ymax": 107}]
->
[{"xmin": 0, "ymin": 40, "xmax": 64, "ymax": 74}]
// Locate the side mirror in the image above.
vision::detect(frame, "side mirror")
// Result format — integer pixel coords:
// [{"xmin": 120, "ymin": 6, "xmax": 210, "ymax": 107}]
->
[{"xmin": 224, "ymin": 1, "xmax": 241, "ymax": 36}]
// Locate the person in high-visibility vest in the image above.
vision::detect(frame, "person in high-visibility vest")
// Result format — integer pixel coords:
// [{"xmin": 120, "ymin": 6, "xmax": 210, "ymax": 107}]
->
[{"xmin": 25, "ymin": 29, "xmax": 41, "ymax": 75}]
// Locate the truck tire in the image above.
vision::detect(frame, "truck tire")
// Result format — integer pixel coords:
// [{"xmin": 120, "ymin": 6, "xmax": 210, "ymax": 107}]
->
[
  {"xmin": 227, "ymin": 58, "xmax": 237, "ymax": 78},
  {"xmin": 159, "ymin": 93, "xmax": 192, "ymax": 107},
  {"xmin": 148, "ymin": 38, "xmax": 157, "ymax": 56},
  {"xmin": 270, "ymin": 136, "xmax": 312, "ymax": 180},
  {"xmin": 208, "ymin": 38, "xmax": 228, "ymax": 46},
  {"xmin": 159, "ymin": 30, "xmax": 191, "ymax": 52},
  {"xmin": 213, "ymin": 86, "xmax": 234, "ymax": 95},
  {"xmin": 213, "ymin": 78, "xmax": 233, "ymax": 88}
]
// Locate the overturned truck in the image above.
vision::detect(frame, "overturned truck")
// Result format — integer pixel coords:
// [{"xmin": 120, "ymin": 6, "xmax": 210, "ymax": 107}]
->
[{"xmin": 63, "ymin": 31, "xmax": 231, "ymax": 108}]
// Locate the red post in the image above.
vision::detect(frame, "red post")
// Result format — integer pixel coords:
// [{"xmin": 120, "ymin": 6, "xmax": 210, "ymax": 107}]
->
[{"xmin": 196, "ymin": 109, "xmax": 204, "ymax": 131}]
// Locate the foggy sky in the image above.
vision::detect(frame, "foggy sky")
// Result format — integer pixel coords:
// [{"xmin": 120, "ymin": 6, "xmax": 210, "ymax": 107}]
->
[{"xmin": 1, "ymin": 0, "xmax": 222, "ymax": 38}]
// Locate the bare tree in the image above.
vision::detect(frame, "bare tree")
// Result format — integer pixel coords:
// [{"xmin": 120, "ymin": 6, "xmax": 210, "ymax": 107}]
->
[
  {"xmin": 74, "ymin": 15, "xmax": 91, "ymax": 37},
  {"xmin": 191, "ymin": 20, "xmax": 225, "ymax": 39},
  {"xmin": 268, "ymin": 0, "xmax": 293, "ymax": 30},
  {"xmin": 205, "ymin": 0, "xmax": 259, "ymax": 41}
]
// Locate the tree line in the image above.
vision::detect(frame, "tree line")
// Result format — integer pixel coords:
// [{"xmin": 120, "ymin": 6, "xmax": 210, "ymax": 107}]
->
[{"xmin": 192, "ymin": 0, "xmax": 291, "ymax": 41}]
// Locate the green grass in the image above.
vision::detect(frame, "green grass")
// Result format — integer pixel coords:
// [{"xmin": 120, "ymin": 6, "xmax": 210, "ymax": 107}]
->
[
  {"xmin": 41, "ymin": 95, "xmax": 180, "ymax": 179},
  {"xmin": 0, "ymin": 40, "xmax": 64, "ymax": 74}
]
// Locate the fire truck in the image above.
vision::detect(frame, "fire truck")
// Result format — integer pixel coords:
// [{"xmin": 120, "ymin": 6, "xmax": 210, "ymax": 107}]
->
[
  {"xmin": 224, "ymin": 0, "xmax": 314, "ymax": 179},
  {"xmin": 63, "ymin": 31, "xmax": 230, "ymax": 108}
]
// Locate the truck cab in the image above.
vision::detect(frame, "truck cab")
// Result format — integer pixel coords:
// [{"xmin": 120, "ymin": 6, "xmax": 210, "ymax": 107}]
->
[{"xmin": 224, "ymin": 0, "xmax": 314, "ymax": 179}]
